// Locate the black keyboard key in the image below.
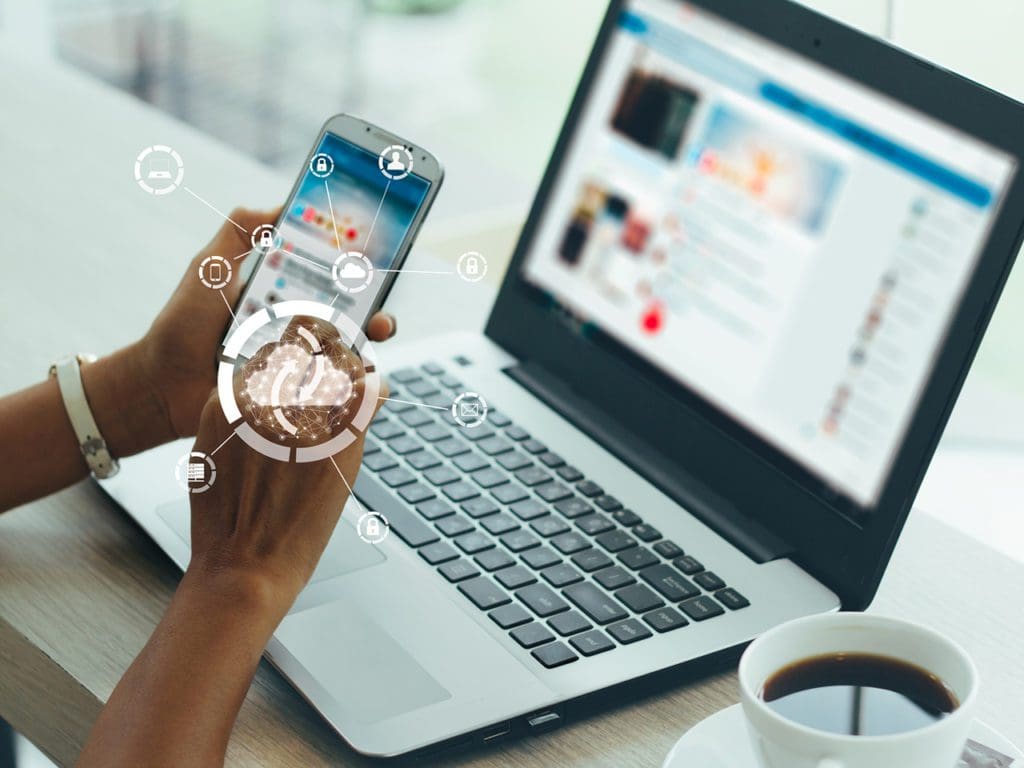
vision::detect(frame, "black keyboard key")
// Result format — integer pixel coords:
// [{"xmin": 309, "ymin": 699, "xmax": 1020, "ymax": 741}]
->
[
  {"xmin": 363, "ymin": 452, "xmax": 398, "ymax": 472},
  {"xmin": 593, "ymin": 494, "xmax": 622, "ymax": 512},
  {"xmin": 571, "ymin": 549, "xmax": 613, "ymax": 573},
  {"xmin": 510, "ymin": 499, "xmax": 548, "ymax": 521},
  {"xmin": 576, "ymin": 514, "xmax": 615, "ymax": 536},
  {"xmin": 442, "ymin": 481, "xmax": 480, "ymax": 502},
  {"xmin": 531, "ymin": 516, "xmax": 570, "ymax": 538},
  {"xmin": 632, "ymin": 523, "xmax": 661, "ymax": 542},
  {"xmin": 643, "ymin": 607, "xmax": 689, "ymax": 633},
  {"xmin": 399, "ymin": 408, "xmax": 434, "ymax": 427},
  {"xmin": 497, "ymin": 451, "xmax": 532, "ymax": 471},
  {"xmin": 478, "ymin": 436, "xmax": 514, "ymax": 456},
  {"xmin": 618, "ymin": 547, "xmax": 659, "ymax": 571},
  {"xmin": 383, "ymin": 396, "xmax": 414, "ymax": 413},
  {"xmin": 490, "ymin": 604, "xmax": 532, "ymax": 629},
  {"xmin": 419, "ymin": 541, "xmax": 459, "ymax": 565},
  {"xmin": 381, "ymin": 505, "xmax": 440, "ymax": 548},
  {"xmin": 436, "ymin": 514, "xmax": 474, "ymax": 537},
  {"xmin": 406, "ymin": 450, "xmax": 441, "ymax": 471},
  {"xmin": 575, "ymin": 480, "xmax": 603, "ymax": 497},
  {"xmin": 593, "ymin": 566, "xmax": 636, "ymax": 590},
  {"xmin": 416, "ymin": 423, "xmax": 450, "ymax": 443},
  {"xmin": 371, "ymin": 420, "xmax": 404, "ymax": 440},
  {"xmin": 612, "ymin": 508, "xmax": 642, "ymax": 527},
  {"xmin": 438, "ymin": 559, "xmax": 480, "ymax": 583},
  {"xmin": 424, "ymin": 466, "xmax": 460, "ymax": 486},
  {"xmin": 476, "ymin": 548, "xmax": 515, "ymax": 572},
  {"xmin": 495, "ymin": 565, "xmax": 536, "ymax": 589},
  {"xmin": 454, "ymin": 531, "xmax": 494, "ymax": 555},
  {"xmin": 536, "ymin": 482, "xmax": 573, "ymax": 503},
  {"xmin": 390, "ymin": 367, "xmax": 422, "ymax": 384},
  {"xmin": 388, "ymin": 435, "xmax": 422, "ymax": 456},
  {"xmin": 435, "ymin": 437, "xmax": 470, "ymax": 457},
  {"xmin": 459, "ymin": 577, "xmax": 510, "ymax": 610},
  {"xmin": 550, "ymin": 532, "xmax": 590, "ymax": 555},
  {"xmin": 653, "ymin": 540, "xmax": 684, "ymax": 559},
  {"xmin": 639, "ymin": 564, "xmax": 700, "ymax": 601},
  {"xmin": 615, "ymin": 584, "xmax": 664, "ymax": 613},
  {"xmin": 492, "ymin": 483, "xmax": 529, "ymax": 504},
  {"xmin": 453, "ymin": 452, "xmax": 489, "ymax": 472},
  {"xmin": 596, "ymin": 530, "xmax": 638, "ymax": 553},
  {"xmin": 516, "ymin": 583, "xmax": 569, "ymax": 617},
  {"xmin": 570, "ymin": 630, "xmax": 615, "ymax": 657},
  {"xmin": 537, "ymin": 451, "xmax": 565, "ymax": 468},
  {"xmin": 472, "ymin": 467, "xmax": 509, "ymax": 489},
  {"xmin": 416, "ymin": 498, "xmax": 455, "ymax": 521},
  {"xmin": 481, "ymin": 513, "xmax": 519, "ymax": 536},
  {"xmin": 521, "ymin": 546, "xmax": 561, "ymax": 570},
  {"xmin": 673, "ymin": 555, "xmax": 705, "ymax": 575},
  {"xmin": 462, "ymin": 425, "xmax": 496, "ymax": 442},
  {"xmin": 606, "ymin": 618, "xmax": 653, "ymax": 645},
  {"xmin": 534, "ymin": 640, "xmax": 587, "ymax": 668},
  {"xmin": 421, "ymin": 361, "xmax": 445, "ymax": 376},
  {"xmin": 505, "ymin": 425, "xmax": 530, "ymax": 441},
  {"xmin": 462, "ymin": 497, "xmax": 499, "ymax": 519},
  {"xmin": 398, "ymin": 483, "xmax": 436, "ymax": 505},
  {"xmin": 439, "ymin": 375, "xmax": 462, "ymax": 389},
  {"xmin": 511, "ymin": 623, "xmax": 554, "ymax": 649},
  {"xmin": 715, "ymin": 588, "xmax": 750, "ymax": 610},
  {"xmin": 522, "ymin": 439, "xmax": 547, "ymax": 454},
  {"xmin": 679, "ymin": 595, "xmax": 726, "ymax": 622},
  {"xmin": 488, "ymin": 411, "xmax": 512, "ymax": 427},
  {"xmin": 563, "ymin": 583, "xmax": 628, "ymax": 625},
  {"xmin": 406, "ymin": 379, "xmax": 440, "ymax": 399},
  {"xmin": 500, "ymin": 529, "xmax": 541, "ymax": 552},
  {"xmin": 540, "ymin": 563, "xmax": 583, "ymax": 588},
  {"xmin": 694, "ymin": 571, "xmax": 726, "ymax": 591},
  {"xmin": 380, "ymin": 467, "xmax": 416, "ymax": 488},
  {"xmin": 548, "ymin": 610, "xmax": 591, "ymax": 636},
  {"xmin": 556, "ymin": 465, "xmax": 583, "ymax": 482},
  {"xmin": 364, "ymin": 437, "xmax": 382, "ymax": 454},
  {"xmin": 514, "ymin": 466, "xmax": 551, "ymax": 487},
  {"xmin": 554, "ymin": 498, "xmax": 593, "ymax": 519}
]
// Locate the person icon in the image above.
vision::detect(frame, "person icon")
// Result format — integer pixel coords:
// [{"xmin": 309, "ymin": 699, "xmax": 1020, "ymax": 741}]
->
[{"xmin": 386, "ymin": 151, "xmax": 406, "ymax": 172}]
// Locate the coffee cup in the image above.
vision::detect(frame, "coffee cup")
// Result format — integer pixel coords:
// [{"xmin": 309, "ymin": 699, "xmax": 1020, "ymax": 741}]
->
[{"xmin": 738, "ymin": 613, "xmax": 978, "ymax": 768}]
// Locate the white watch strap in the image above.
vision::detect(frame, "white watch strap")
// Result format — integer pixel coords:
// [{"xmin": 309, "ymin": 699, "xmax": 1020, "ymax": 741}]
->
[{"xmin": 53, "ymin": 355, "xmax": 120, "ymax": 479}]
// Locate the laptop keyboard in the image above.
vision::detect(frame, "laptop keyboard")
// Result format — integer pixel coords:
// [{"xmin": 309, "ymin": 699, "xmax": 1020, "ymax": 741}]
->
[{"xmin": 352, "ymin": 362, "xmax": 750, "ymax": 670}]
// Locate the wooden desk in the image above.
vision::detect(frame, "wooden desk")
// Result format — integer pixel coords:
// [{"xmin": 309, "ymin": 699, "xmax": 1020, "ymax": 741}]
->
[{"xmin": 2, "ymin": 54, "xmax": 1023, "ymax": 767}]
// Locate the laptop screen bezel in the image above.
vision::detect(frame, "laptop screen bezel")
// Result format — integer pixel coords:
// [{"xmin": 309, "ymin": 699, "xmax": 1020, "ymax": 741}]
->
[{"xmin": 484, "ymin": 0, "xmax": 1024, "ymax": 609}]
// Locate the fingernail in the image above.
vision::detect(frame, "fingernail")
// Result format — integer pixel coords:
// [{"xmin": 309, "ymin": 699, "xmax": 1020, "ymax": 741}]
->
[{"xmin": 386, "ymin": 315, "xmax": 397, "ymax": 337}]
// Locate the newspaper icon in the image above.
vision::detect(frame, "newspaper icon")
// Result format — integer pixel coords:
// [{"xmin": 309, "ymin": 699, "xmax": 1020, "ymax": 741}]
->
[{"xmin": 186, "ymin": 463, "xmax": 205, "ymax": 483}]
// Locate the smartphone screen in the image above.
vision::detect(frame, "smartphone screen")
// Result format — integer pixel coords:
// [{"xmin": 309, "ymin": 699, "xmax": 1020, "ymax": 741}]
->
[{"xmin": 232, "ymin": 131, "xmax": 433, "ymax": 345}]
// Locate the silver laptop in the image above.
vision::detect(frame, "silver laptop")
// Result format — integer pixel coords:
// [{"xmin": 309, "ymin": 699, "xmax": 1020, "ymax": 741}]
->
[{"xmin": 102, "ymin": 0, "xmax": 1024, "ymax": 758}]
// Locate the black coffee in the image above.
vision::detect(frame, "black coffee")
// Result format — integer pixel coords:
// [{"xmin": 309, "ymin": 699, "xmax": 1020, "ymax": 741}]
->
[{"xmin": 760, "ymin": 652, "xmax": 959, "ymax": 737}]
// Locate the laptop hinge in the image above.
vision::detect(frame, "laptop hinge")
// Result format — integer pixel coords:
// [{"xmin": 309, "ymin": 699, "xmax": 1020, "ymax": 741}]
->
[{"xmin": 506, "ymin": 361, "xmax": 793, "ymax": 564}]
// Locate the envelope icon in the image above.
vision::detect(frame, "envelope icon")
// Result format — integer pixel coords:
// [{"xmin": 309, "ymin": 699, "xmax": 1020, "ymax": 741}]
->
[{"xmin": 459, "ymin": 401, "xmax": 480, "ymax": 419}]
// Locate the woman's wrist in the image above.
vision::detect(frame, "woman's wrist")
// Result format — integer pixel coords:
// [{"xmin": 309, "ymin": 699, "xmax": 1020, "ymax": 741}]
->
[{"xmin": 182, "ymin": 555, "xmax": 298, "ymax": 631}]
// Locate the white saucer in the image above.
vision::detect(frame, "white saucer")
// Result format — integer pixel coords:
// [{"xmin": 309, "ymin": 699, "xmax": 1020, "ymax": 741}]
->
[{"xmin": 662, "ymin": 704, "xmax": 1023, "ymax": 768}]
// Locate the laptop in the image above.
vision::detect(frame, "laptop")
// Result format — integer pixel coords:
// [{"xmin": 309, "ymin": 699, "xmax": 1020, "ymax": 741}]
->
[{"xmin": 102, "ymin": 0, "xmax": 1024, "ymax": 758}]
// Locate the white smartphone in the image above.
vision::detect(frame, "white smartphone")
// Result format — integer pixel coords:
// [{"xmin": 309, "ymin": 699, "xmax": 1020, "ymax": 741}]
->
[{"xmin": 228, "ymin": 114, "xmax": 443, "ymax": 349}]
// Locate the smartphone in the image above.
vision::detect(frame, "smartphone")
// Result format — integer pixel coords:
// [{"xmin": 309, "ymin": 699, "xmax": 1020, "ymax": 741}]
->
[{"xmin": 227, "ymin": 114, "xmax": 443, "ymax": 351}]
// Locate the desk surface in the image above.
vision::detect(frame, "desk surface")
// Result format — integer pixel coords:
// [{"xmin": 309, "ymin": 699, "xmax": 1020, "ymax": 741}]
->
[{"xmin": 2, "ymin": 55, "xmax": 1023, "ymax": 768}]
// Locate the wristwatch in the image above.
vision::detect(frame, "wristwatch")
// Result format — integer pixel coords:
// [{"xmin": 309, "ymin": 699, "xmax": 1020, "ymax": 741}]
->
[{"xmin": 49, "ymin": 354, "xmax": 120, "ymax": 479}]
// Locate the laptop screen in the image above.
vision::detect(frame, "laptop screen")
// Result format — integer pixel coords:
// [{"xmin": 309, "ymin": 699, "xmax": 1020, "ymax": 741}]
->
[{"xmin": 522, "ymin": 0, "xmax": 1017, "ymax": 508}]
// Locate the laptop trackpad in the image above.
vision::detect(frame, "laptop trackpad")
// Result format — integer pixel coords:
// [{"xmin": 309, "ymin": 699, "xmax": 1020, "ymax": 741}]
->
[
  {"xmin": 275, "ymin": 602, "xmax": 451, "ymax": 724},
  {"xmin": 155, "ymin": 500, "xmax": 385, "ymax": 584}
]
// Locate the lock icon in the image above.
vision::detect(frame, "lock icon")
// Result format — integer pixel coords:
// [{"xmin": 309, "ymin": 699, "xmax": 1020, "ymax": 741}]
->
[
  {"xmin": 466, "ymin": 256, "xmax": 479, "ymax": 276},
  {"xmin": 260, "ymin": 229, "xmax": 274, "ymax": 248},
  {"xmin": 366, "ymin": 517, "xmax": 380, "ymax": 538},
  {"xmin": 315, "ymin": 156, "xmax": 328, "ymax": 173}
]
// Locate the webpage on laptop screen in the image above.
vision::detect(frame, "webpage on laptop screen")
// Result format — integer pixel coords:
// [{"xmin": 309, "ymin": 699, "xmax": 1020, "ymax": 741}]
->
[{"xmin": 523, "ymin": 0, "xmax": 1017, "ymax": 507}]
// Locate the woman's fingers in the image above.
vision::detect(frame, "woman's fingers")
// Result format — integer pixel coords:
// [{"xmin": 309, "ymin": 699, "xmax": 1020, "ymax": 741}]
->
[{"xmin": 366, "ymin": 312, "xmax": 397, "ymax": 342}]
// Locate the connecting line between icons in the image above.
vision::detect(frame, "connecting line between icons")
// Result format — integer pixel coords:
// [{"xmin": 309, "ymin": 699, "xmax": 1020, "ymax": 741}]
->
[
  {"xmin": 208, "ymin": 430, "xmax": 236, "ymax": 457},
  {"xmin": 378, "ymin": 396, "xmax": 448, "ymax": 411},
  {"xmin": 182, "ymin": 186, "xmax": 248, "ymax": 234},
  {"xmin": 324, "ymin": 179, "xmax": 343, "ymax": 254},
  {"xmin": 330, "ymin": 455, "xmax": 365, "ymax": 513},
  {"xmin": 362, "ymin": 178, "xmax": 392, "ymax": 257},
  {"xmin": 219, "ymin": 289, "xmax": 240, "ymax": 327},
  {"xmin": 376, "ymin": 269, "xmax": 455, "ymax": 275},
  {"xmin": 233, "ymin": 249, "xmax": 252, "ymax": 261}
]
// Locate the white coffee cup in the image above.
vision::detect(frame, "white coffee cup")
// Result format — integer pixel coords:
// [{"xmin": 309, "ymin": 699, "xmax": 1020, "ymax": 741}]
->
[{"xmin": 738, "ymin": 613, "xmax": 978, "ymax": 768}]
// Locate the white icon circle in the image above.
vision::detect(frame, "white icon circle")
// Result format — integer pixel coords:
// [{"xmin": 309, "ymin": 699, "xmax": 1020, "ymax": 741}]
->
[
  {"xmin": 451, "ymin": 392, "xmax": 488, "ymax": 429},
  {"xmin": 251, "ymin": 224, "xmax": 280, "ymax": 251},
  {"xmin": 457, "ymin": 251, "xmax": 487, "ymax": 283},
  {"xmin": 134, "ymin": 144, "xmax": 184, "ymax": 195},
  {"xmin": 332, "ymin": 251, "xmax": 374, "ymax": 294},
  {"xmin": 356, "ymin": 511, "xmax": 390, "ymax": 544},
  {"xmin": 310, "ymin": 153, "xmax": 334, "ymax": 178},
  {"xmin": 198, "ymin": 254, "xmax": 232, "ymax": 290},
  {"xmin": 174, "ymin": 451, "xmax": 216, "ymax": 494},
  {"xmin": 378, "ymin": 145, "xmax": 413, "ymax": 181}
]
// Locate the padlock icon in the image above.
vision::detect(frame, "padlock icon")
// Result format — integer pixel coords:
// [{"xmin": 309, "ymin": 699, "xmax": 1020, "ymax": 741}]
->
[
  {"xmin": 466, "ymin": 256, "xmax": 479, "ymax": 276},
  {"xmin": 366, "ymin": 516, "xmax": 380, "ymax": 538},
  {"xmin": 315, "ymin": 156, "xmax": 328, "ymax": 173},
  {"xmin": 260, "ymin": 229, "xmax": 274, "ymax": 248}
]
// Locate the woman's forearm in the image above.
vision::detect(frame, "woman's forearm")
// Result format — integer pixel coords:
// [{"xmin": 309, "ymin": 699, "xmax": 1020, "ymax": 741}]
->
[
  {"xmin": 76, "ymin": 564, "xmax": 290, "ymax": 768},
  {"xmin": 0, "ymin": 343, "xmax": 174, "ymax": 513}
]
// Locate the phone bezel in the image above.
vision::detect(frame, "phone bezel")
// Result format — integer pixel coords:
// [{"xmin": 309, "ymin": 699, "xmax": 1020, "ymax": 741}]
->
[{"xmin": 223, "ymin": 113, "xmax": 444, "ymax": 349}]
